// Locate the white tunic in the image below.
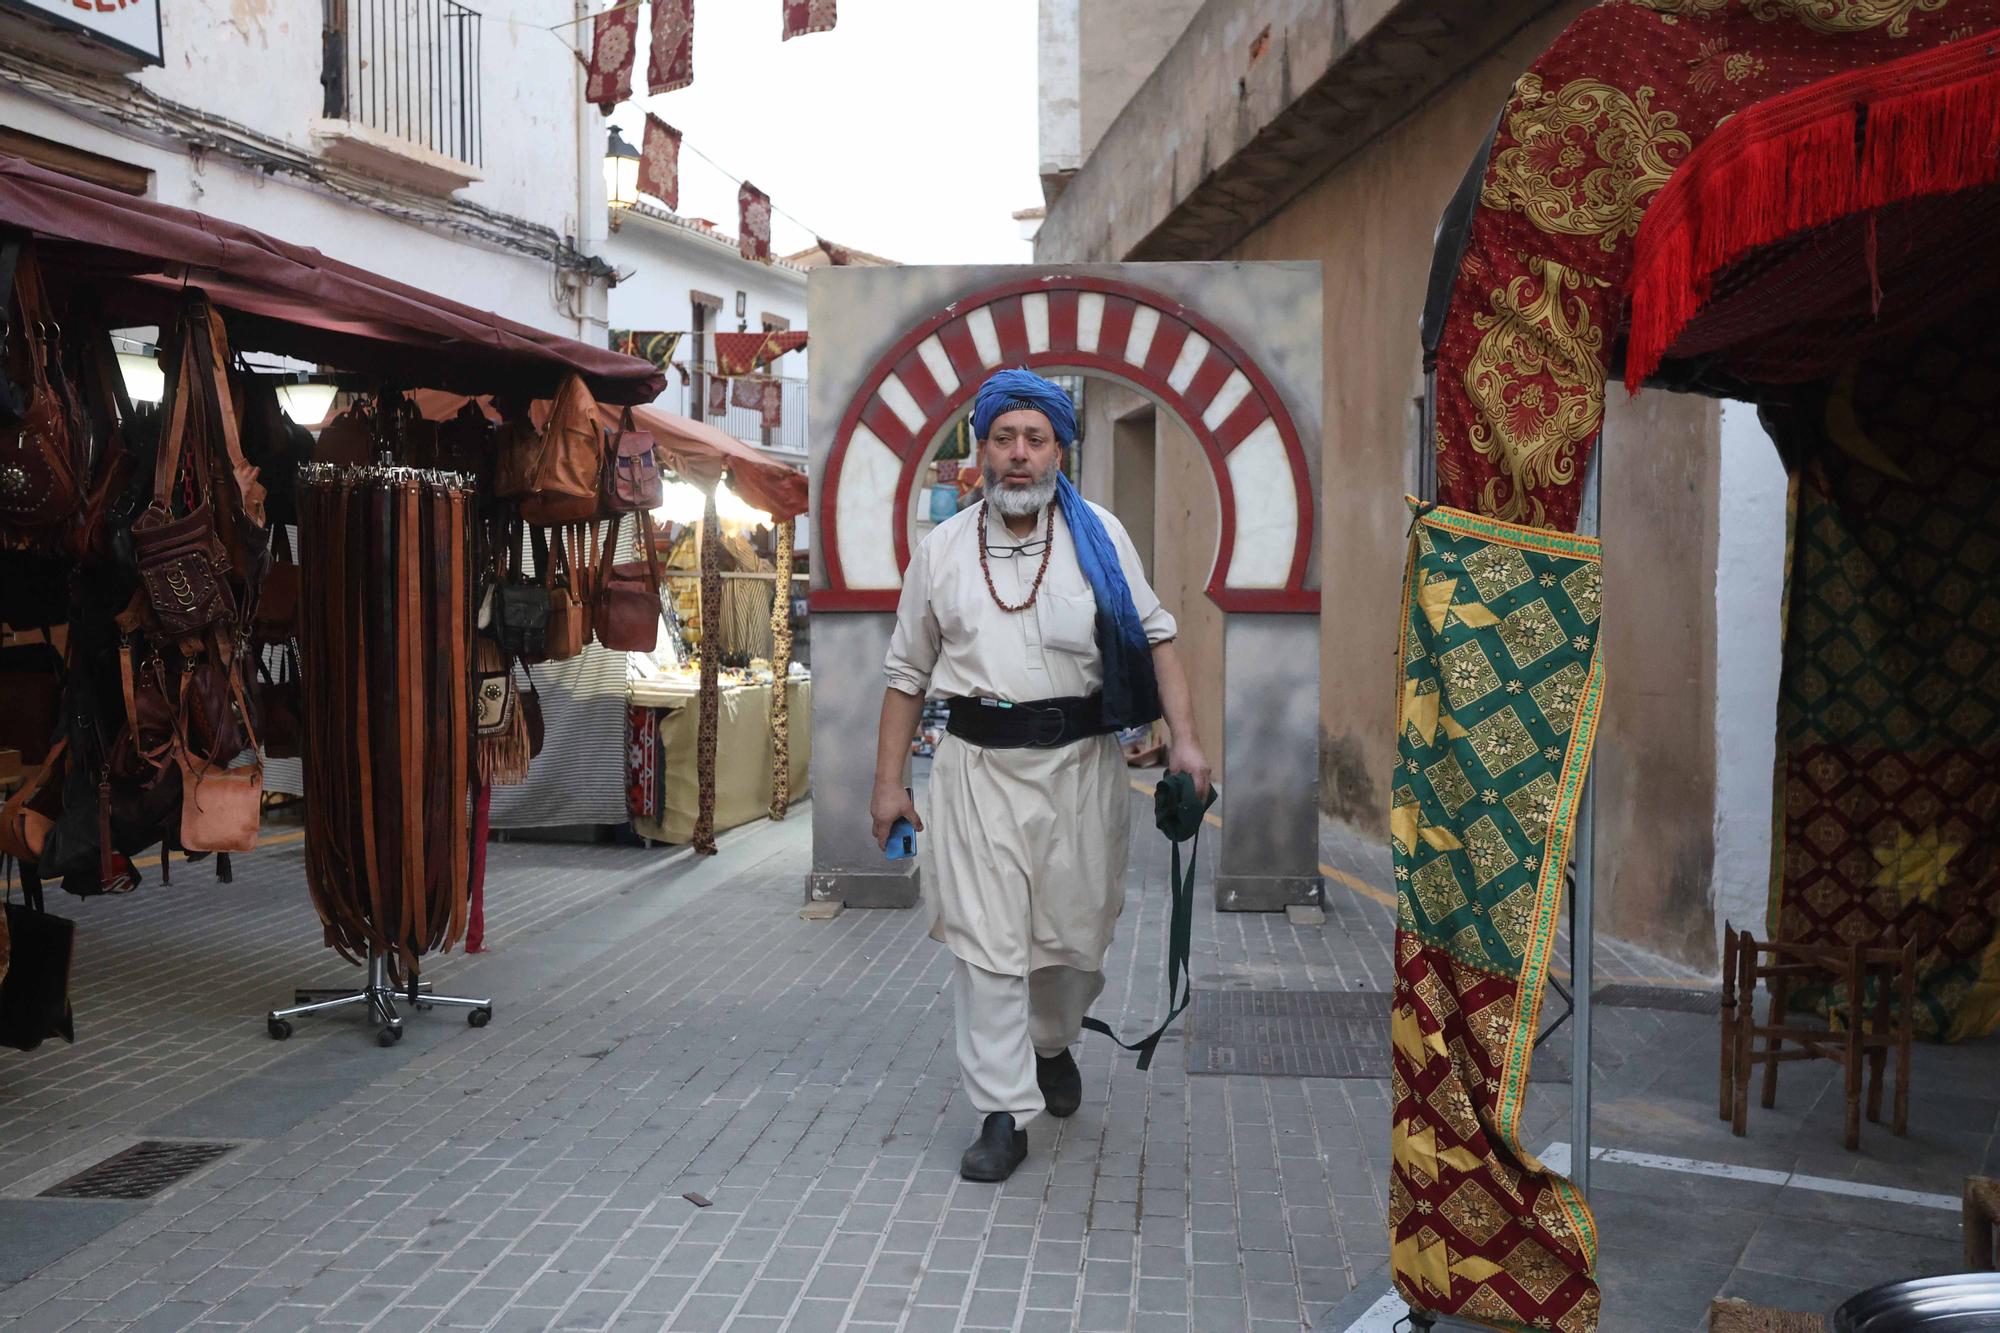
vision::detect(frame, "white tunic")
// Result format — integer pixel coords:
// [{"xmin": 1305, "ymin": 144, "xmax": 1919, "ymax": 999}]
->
[{"xmin": 885, "ymin": 499, "xmax": 1177, "ymax": 977}]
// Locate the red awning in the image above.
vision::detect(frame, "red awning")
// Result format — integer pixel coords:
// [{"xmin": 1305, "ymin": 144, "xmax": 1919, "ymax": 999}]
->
[{"xmin": 0, "ymin": 154, "xmax": 664, "ymax": 405}]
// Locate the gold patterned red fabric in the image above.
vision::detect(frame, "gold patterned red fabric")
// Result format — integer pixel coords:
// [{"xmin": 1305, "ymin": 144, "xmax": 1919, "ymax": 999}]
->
[
  {"xmin": 739, "ymin": 182, "xmax": 772, "ymax": 263},
  {"xmin": 781, "ymin": 0, "xmax": 835, "ymax": 40},
  {"xmin": 640, "ymin": 115, "xmax": 682, "ymax": 212}
]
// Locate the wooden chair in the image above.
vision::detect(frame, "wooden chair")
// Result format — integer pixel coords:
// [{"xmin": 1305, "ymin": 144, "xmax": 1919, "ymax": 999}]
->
[
  {"xmin": 1968, "ymin": 1176, "xmax": 2000, "ymax": 1271},
  {"xmin": 1708, "ymin": 1297, "xmax": 1824, "ymax": 1332},
  {"xmin": 1719, "ymin": 924, "xmax": 1915, "ymax": 1150}
]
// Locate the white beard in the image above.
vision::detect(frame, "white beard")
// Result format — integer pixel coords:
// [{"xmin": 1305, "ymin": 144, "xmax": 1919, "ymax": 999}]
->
[{"xmin": 984, "ymin": 461, "xmax": 1058, "ymax": 518}]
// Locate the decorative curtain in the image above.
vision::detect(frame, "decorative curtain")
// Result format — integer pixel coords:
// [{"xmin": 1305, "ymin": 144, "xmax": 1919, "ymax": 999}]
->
[
  {"xmin": 613, "ymin": 330, "xmax": 682, "ymax": 374},
  {"xmin": 738, "ymin": 182, "xmax": 772, "ymax": 263},
  {"xmin": 1403, "ymin": 4, "xmax": 2000, "ymax": 1329},
  {"xmin": 712, "ymin": 330, "xmax": 807, "ymax": 378},
  {"xmin": 782, "ymin": 0, "xmax": 835, "ymax": 41}
]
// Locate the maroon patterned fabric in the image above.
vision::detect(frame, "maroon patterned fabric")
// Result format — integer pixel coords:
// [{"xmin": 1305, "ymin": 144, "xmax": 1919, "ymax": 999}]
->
[
  {"xmin": 782, "ymin": 0, "xmax": 835, "ymax": 40},
  {"xmin": 707, "ymin": 375, "xmax": 728, "ymax": 417},
  {"xmin": 648, "ymin": 0, "xmax": 693, "ymax": 95},
  {"xmin": 760, "ymin": 380, "xmax": 783, "ymax": 431},
  {"xmin": 739, "ymin": 182, "xmax": 772, "ymax": 262},
  {"xmin": 584, "ymin": 1, "xmax": 638, "ymax": 113},
  {"xmin": 733, "ymin": 376, "xmax": 763, "ymax": 411},
  {"xmin": 640, "ymin": 115, "xmax": 681, "ymax": 211}
]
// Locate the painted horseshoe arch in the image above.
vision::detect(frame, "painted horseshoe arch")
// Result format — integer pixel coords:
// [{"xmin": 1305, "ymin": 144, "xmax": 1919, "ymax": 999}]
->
[
  {"xmin": 806, "ymin": 263, "xmax": 1324, "ymax": 917},
  {"xmin": 813, "ymin": 275, "xmax": 1317, "ymax": 615}
]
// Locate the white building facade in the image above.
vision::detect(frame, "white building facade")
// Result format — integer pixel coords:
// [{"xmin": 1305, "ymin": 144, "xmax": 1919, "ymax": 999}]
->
[
  {"xmin": 602, "ymin": 201, "xmax": 809, "ymax": 463},
  {"xmin": 0, "ymin": 0, "xmax": 612, "ymax": 341}
]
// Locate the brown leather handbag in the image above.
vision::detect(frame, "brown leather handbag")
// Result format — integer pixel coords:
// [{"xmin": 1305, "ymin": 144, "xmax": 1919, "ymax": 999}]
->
[
  {"xmin": 177, "ymin": 670, "xmax": 262, "ymax": 853},
  {"xmin": 0, "ymin": 739, "xmax": 64, "ymax": 862},
  {"xmin": 0, "ymin": 243, "xmax": 84, "ymax": 537},
  {"xmin": 603, "ymin": 409, "xmax": 663, "ymax": 514},
  {"xmin": 517, "ymin": 374, "xmax": 606, "ymax": 524},
  {"xmin": 534, "ymin": 526, "xmax": 586, "ymax": 661},
  {"xmin": 593, "ymin": 512, "xmax": 663, "ymax": 653},
  {"xmin": 132, "ymin": 330, "xmax": 234, "ymax": 638}
]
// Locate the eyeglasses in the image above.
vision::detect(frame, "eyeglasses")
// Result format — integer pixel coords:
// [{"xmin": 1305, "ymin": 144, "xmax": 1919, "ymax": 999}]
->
[{"xmin": 983, "ymin": 538, "xmax": 1051, "ymax": 560}]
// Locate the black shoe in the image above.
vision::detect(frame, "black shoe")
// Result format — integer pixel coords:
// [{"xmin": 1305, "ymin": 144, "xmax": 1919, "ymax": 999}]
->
[
  {"xmin": 959, "ymin": 1112, "xmax": 1029, "ymax": 1182},
  {"xmin": 1036, "ymin": 1048, "xmax": 1082, "ymax": 1118}
]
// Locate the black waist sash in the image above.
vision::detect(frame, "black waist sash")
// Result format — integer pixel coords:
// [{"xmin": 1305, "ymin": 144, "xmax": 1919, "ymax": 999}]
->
[{"xmin": 944, "ymin": 694, "xmax": 1114, "ymax": 749}]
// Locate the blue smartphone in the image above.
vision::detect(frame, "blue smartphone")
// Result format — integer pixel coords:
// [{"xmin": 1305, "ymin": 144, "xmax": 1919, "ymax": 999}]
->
[{"xmin": 885, "ymin": 816, "xmax": 917, "ymax": 860}]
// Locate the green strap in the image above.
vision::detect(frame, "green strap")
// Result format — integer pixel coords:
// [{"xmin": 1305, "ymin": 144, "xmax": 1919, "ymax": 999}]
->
[{"xmin": 1082, "ymin": 822, "xmax": 1201, "ymax": 1071}]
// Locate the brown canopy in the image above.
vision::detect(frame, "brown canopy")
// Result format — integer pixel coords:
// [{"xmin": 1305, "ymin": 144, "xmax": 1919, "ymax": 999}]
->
[
  {"xmin": 407, "ymin": 392, "xmax": 807, "ymax": 521},
  {"xmin": 0, "ymin": 154, "xmax": 664, "ymax": 405}
]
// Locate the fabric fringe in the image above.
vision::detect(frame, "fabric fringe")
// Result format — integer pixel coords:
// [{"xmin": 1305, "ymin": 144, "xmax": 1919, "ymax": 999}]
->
[
  {"xmin": 1626, "ymin": 28, "xmax": 2000, "ymax": 390},
  {"xmin": 473, "ymin": 638, "xmax": 531, "ymax": 788}
]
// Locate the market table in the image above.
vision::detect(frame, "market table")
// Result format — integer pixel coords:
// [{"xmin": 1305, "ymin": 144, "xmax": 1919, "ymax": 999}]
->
[{"xmin": 628, "ymin": 676, "xmax": 812, "ymax": 845}]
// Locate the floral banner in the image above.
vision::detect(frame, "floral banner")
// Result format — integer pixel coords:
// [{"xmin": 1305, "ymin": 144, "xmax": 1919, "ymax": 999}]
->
[
  {"xmin": 649, "ymin": 0, "xmax": 693, "ymax": 95},
  {"xmin": 781, "ymin": 0, "xmax": 835, "ymax": 40},
  {"xmin": 738, "ymin": 181, "xmax": 771, "ymax": 263},
  {"xmin": 584, "ymin": 1, "xmax": 638, "ymax": 112},
  {"xmin": 639, "ymin": 115, "xmax": 682, "ymax": 210}
]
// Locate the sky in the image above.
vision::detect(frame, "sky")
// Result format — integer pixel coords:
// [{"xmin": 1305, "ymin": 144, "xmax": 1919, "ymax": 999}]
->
[{"xmin": 605, "ymin": 0, "xmax": 1042, "ymax": 265}]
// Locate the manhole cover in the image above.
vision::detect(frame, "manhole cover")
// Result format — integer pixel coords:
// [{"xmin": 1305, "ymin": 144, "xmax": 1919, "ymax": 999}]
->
[
  {"xmin": 1591, "ymin": 983, "xmax": 1718, "ymax": 1014},
  {"xmin": 40, "ymin": 1141, "xmax": 237, "ymax": 1201},
  {"xmin": 1184, "ymin": 990, "xmax": 1570, "ymax": 1080}
]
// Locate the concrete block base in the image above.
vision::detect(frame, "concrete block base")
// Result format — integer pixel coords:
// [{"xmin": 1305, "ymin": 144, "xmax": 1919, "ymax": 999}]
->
[
  {"xmin": 806, "ymin": 869, "xmax": 920, "ymax": 909},
  {"xmin": 1215, "ymin": 874, "xmax": 1324, "ymax": 913}
]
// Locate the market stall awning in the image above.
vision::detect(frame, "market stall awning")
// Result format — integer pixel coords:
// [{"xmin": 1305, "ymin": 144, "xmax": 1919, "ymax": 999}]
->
[
  {"xmin": 407, "ymin": 392, "xmax": 807, "ymax": 521},
  {"xmin": 0, "ymin": 154, "xmax": 664, "ymax": 405}
]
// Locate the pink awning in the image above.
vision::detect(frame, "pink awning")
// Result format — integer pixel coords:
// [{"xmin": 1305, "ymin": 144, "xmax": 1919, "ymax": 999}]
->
[{"xmin": 0, "ymin": 154, "xmax": 664, "ymax": 405}]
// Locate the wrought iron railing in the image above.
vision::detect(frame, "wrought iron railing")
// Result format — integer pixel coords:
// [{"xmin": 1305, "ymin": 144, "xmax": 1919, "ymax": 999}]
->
[{"xmin": 322, "ymin": 0, "xmax": 484, "ymax": 167}]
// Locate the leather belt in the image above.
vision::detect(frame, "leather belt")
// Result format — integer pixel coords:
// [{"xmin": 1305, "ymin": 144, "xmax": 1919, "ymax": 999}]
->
[{"xmin": 945, "ymin": 694, "xmax": 1113, "ymax": 750}]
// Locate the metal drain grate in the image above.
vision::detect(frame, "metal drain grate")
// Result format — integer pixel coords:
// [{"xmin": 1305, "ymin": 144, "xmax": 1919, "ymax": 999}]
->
[
  {"xmin": 40, "ymin": 1141, "xmax": 237, "ymax": 1201},
  {"xmin": 1591, "ymin": 983, "xmax": 1719, "ymax": 1014},
  {"xmin": 1184, "ymin": 989, "xmax": 1571, "ymax": 1080}
]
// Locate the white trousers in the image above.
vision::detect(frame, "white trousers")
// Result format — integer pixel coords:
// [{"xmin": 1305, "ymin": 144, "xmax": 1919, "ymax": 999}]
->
[{"xmin": 951, "ymin": 957, "xmax": 1105, "ymax": 1128}]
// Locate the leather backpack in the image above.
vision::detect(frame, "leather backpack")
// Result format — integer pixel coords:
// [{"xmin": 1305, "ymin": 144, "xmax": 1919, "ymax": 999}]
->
[
  {"xmin": 515, "ymin": 374, "xmax": 606, "ymax": 524},
  {"xmin": 603, "ymin": 409, "xmax": 663, "ymax": 514}
]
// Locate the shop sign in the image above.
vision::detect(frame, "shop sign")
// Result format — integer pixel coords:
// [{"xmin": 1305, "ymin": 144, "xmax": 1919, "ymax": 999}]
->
[{"xmin": 0, "ymin": 0, "xmax": 163, "ymax": 68}]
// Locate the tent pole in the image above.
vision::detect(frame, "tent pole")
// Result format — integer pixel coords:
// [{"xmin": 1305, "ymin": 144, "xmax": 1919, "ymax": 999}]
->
[{"xmin": 1571, "ymin": 442, "xmax": 1602, "ymax": 1197}]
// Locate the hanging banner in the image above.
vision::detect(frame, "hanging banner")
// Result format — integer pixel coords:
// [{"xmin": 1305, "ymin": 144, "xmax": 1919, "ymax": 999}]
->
[
  {"xmin": 760, "ymin": 379, "xmax": 783, "ymax": 431},
  {"xmin": 781, "ymin": 0, "xmax": 834, "ymax": 40},
  {"xmin": 584, "ymin": 1, "xmax": 638, "ymax": 112},
  {"xmin": 648, "ymin": 0, "xmax": 693, "ymax": 95},
  {"xmin": 712, "ymin": 330, "xmax": 807, "ymax": 378},
  {"xmin": 732, "ymin": 376, "xmax": 763, "ymax": 411},
  {"xmin": 612, "ymin": 331, "xmax": 682, "ymax": 374},
  {"xmin": 738, "ymin": 181, "xmax": 772, "ymax": 263},
  {"xmin": 707, "ymin": 376, "xmax": 729, "ymax": 417},
  {"xmin": 640, "ymin": 114, "xmax": 682, "ymax": 211}
]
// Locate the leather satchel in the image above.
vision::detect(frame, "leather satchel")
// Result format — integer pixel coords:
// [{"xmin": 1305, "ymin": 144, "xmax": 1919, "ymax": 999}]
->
[
  {"xmin": 255, "ymin": 645, "xmax": 302, "ymax": 760},
  {"xmin": 517, "ymin": 374, "xmax": 606, "ymax": 524},
  {"xmin": 593, "ymin": 512, "xmax": 664, "ymax": 653},
  {"xmin": 132, "ymin": 502, "xmax": 235, "ymax": 638},
  {"xmin": 0, "ymin": 738, "xmax": 65, "ymax": 862},
  {"xmin": 603, "ymin": 410, "xmax": 663, "ymax": 514}
]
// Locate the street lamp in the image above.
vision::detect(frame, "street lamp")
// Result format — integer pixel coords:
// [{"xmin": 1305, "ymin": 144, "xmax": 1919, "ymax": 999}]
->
[{"xmin": 605, "ymin": 126, "xmax": 640, "ymax": 227}]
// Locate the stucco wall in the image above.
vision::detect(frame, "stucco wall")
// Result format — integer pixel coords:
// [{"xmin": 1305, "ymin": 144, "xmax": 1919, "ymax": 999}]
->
[
  {"xmin": 1153, "ymin": 411, "xmax": 1227, "ymax": 785},
  {"xmin": 1224, "ymin": 10, "xmax": 1588, "ymax": 837},
  {"xmin": 1078, "ymin": 0, "xmax": 1206, "ymax": 162},
  {"xmin": 1711, "ymin": 402, "xmax": 1789, "ymax": 953}
]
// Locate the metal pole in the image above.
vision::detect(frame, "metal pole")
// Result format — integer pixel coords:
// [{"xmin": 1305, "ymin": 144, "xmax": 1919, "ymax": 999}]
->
[{"xmin": 1570, "ymin": 443, "xmax": 1602, "ymax": 1197}]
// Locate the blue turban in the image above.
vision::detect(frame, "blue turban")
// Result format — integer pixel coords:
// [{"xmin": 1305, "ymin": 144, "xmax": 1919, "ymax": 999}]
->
[
  {"xmin": 970, "ymin": 369, "xmax": 1160, "ymax": 729},
  {"xmin": 972, "ymin": 367, "xmax": 1077, "ymax": 445}
]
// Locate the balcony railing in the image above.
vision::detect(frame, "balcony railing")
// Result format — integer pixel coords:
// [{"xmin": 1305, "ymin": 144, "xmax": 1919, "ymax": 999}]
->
[
  {"xmin": 664, "ymin": 368, "xmax": 809, "ymax": 456},
  {"xmin": 322, "ymin": 0, "xmax": 484, "ymax": 167}
]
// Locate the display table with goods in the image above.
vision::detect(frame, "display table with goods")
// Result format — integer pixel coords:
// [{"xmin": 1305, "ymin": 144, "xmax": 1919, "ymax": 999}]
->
[
  {"xmin": 0, "ymin": 153, "xmax": 662, "ymax": 1048},
  {"xmin": 627, "ymin": 661, "xmax": 812, "ymax": 846}
]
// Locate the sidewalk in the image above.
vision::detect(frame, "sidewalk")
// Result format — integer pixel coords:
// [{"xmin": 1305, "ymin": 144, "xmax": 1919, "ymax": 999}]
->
[{"xmin": 0, "ymin": 797, "xmax": 1989, "ymax": 1333}]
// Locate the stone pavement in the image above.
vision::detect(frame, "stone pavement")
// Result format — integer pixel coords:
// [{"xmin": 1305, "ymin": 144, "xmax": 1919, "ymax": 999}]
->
[{"xmin": 0, "ymin": 796, "xmax": 1990, "ymax": 1333}]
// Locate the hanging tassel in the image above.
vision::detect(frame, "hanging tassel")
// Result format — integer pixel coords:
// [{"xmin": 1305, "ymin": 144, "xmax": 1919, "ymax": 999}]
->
[{"xmin": 473, "ymin": 638, "xmax": 531, "ymax": 788}]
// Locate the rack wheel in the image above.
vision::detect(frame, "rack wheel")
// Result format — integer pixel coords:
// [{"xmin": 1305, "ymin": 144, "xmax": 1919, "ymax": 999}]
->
[
  {"xmin": 468, "ymin": 1007, "xmax": 492, "ymax": 1028},
  {"xmin": 377, "ymin": 1025, "xmax": 401, "ymax": 1047},
  {"xmin": 267, "ymin": 1018, "xmax": 292, "ymax": 1041}
]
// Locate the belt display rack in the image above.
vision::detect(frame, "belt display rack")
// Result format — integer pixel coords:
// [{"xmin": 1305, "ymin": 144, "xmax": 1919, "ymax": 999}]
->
[{"xmin": 267, "ymin": 464, "xmax": 491, "ymax": 1046}]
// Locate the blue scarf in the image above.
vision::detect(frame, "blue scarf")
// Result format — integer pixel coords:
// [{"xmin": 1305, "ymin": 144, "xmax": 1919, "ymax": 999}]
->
[{"xmin": 972, "ymin": 369, "xmax": 1161, "ymax": 729}]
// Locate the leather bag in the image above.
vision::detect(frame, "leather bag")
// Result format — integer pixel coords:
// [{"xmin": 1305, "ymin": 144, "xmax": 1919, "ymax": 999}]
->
[
  {"xmin": 603, "ymin": 410, "xmax": 663, "ymax": 514},
  {"xmin": 177, "ymin": 668, "xmax": 261, "ymax": 853},
  {"xmin": 255, "ymin": 645, "xmax": 301, "ymax": 759},
  {"xmin": 515, "ymin": 374, "xmax": 606, "ymax": 524},
  {"xmin": 0, "ymin": 243, "xmax": 85, "ymax": 536},
  {"xmin": 0, "ymin": 879, "xmax": 75, "ymax": 1051},
  {"xmin": 534, "ymin": 527, "xmax": 586, "ymax": 661},
  {"xmin": 593, "ymin": 513, "xmax": 664, "ymax": 653},
  {"xmin": 0, "ymin": 738, "xmax": 65, "ymax": 862},
  {"xmin": 133, "ymin": 502, "xmax": 235, "ymax": 638},
  {"xmin": 0, "ymin": 632, "xmax": 63, "ymax": 765}
]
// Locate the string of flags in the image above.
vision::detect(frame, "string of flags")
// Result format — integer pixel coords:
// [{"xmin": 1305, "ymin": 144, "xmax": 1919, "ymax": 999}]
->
[
  {"xmin": 615, "ymin": 330, "xmax": 808, "ymax": 431},
  {"xmin": 587, "ymin": 2, "xmax": 835, "ymax": 263}
]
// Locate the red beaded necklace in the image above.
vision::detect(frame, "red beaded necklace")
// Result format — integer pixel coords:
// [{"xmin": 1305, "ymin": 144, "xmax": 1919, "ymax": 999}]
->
[{"xmin": 977, "ymin": 501, "xmax": 1056, "ymax": 613}]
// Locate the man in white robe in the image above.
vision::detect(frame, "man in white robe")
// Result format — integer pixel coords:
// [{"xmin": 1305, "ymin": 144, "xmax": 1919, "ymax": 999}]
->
[{"xmin": 871, "ymin": 369, "xmax": 1211, "ymax": 1182}]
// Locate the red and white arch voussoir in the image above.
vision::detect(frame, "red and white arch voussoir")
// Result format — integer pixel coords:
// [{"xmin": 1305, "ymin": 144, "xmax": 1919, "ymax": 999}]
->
[{"xmin": 813, "ymin": 275, "xmax": 1316, "ymax": 614}]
